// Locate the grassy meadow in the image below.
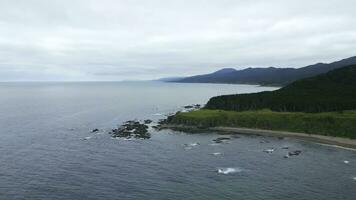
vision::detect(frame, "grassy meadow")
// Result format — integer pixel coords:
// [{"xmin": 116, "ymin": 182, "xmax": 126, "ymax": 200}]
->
[{"xmin": 167, "ymin": 109, "xmax": 356, "ymax": 139}]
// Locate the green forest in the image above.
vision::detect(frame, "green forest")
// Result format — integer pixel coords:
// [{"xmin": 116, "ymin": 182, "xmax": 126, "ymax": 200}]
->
[
  {"xmin": 205, "ymin": 65, "xmax": 356, "ymax": 113},
  {"xmin": 168, "ymin": 109, "xmax": 356, "ymax": 139}
]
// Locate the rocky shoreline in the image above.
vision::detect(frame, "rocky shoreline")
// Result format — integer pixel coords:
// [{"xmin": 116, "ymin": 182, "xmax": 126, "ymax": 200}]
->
[
  {"xmin": 89, "ymin": 103, "xmax": 356, "ymax": 150},
  {"xmin": 159, "ymin": 124, "xmax": 356, "ymax": 150}
]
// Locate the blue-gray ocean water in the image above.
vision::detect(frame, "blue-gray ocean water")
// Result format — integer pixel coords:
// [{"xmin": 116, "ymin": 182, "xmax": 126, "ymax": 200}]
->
[{"xmin": 0, "ymin": 81, "xmax": 355, "ymax": 200}]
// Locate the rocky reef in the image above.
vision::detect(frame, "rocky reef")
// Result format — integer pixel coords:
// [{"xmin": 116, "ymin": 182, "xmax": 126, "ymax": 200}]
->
[{"xmin": 110, "ymin": 120, "xmax": 151, "ymax": 139}]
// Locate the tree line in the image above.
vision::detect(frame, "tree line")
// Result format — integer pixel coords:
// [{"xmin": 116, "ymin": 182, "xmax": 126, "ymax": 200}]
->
[{"xmin": 205, "ymin": 65, "xmax": 356, "ymax": 113}]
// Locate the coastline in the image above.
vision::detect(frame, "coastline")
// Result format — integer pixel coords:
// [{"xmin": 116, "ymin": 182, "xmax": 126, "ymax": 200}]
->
[{"xmin": 161, "ymin": 124, "xmax": 356, "ymax": 150}]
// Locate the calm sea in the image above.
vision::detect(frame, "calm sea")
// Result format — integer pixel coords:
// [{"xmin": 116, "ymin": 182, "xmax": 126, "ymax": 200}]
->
[{"xmin": 0, "ymin": 81, "xmax": 355, "ymax": 200}]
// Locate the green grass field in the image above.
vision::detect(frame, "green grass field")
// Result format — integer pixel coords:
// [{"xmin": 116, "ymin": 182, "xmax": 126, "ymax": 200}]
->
[{"xmin": 167, "ymin": 109, "xmax": 356, "ymax": 139}]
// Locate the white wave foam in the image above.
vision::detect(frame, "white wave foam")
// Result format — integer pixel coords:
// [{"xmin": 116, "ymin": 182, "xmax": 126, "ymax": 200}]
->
[
  {"xmin": 184, "ymin": 142, "xmax": 199, "ymax": 147},
  {"xmin": 263, "ymin": 148, "xmax": 275, "ymax": 153},
  {"xmin": 344, "ymin": 160, "xmax": 350, "ymax": 164},
  {"xmin": 217, "ymin": 167, "xmax": 242, "ymax": 175},
  {"xmin": 190, "ymin": 142, "xmax": 199, "ymax": 146},
  {"xmin": 212, "ymin": 152, "xmax": 222, "ymax": 156},
  {"xmin": 152, "ymin": 113, "xmax": 163, "ymax": 116}
]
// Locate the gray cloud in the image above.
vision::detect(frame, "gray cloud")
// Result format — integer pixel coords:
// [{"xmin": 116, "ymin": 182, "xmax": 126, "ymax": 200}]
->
[{"xmin": 1, "ymin": 0, "xmax": 356, "ymax": 81}]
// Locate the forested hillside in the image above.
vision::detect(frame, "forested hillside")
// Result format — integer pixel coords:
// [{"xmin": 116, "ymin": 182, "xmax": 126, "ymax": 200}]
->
[{"xmin": 205, "ymin": 65, "xmax": 356, "ymax": 113}]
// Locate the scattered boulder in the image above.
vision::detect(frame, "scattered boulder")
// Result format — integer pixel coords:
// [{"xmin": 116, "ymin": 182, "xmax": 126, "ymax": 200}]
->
[
  {"xmin": 144, "ymin": 119, "xmax": 153, "ymax": 124},
  {"xmin": 194, "ymin": 104, "xmax": 201, "ymax": 108},
  {"xmin": 91, "ymin": 128, "xmax": 99, "ymax": 133}
]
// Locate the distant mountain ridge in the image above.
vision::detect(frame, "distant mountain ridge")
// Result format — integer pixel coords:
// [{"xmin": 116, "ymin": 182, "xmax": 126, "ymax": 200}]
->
[{"xmin": 170, "ymin": 56, "xmax": 356, "ymax": 85}]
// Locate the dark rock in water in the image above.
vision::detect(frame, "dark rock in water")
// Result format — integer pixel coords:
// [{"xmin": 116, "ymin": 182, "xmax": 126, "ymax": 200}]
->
[
  {"xmin": 288, "ymin": 150, "xmax": 302, "ymax": 156},
  {"xmin": 144, "ymin": 119, "xmax": 153, "ymax": 124},
  {"xmin": 151, "ymin": 125, "xmax": 160, "ymax": 130},
  {"xmin": 184, "ymin": 104, "xmax": 201, "ymax": 109},
  {"xmin": 110, "ymin": 120, "xmax": 151, "ymax": 139},
  {"xmin": 213, "ymin": 137, "xmax": 231, "ymax": 143},
  {"xmin": 91, "ymin": 129, "xmax": 99, "ymax": 133},
  {"xmin": 281, "ymin": 146, "xmax": 289, "ymax": 149},
  {"xmin": 231, "ymin": 135, "xmax": 241, "ymax": 139},
  {"xmin": 278, "ymin": 137, "xmax": 284, "ymax": 140}
]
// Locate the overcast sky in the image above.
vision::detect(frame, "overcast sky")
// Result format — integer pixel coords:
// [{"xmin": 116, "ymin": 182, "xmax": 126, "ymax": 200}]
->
[{"xmin": 1, "ymin": 0, "xmax": 356, "ymax": 81}]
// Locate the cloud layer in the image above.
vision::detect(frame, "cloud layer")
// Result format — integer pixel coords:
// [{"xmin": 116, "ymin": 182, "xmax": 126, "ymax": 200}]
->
[{"xmin": 1, "ymin": 0, "xmax": 356, "ymax": 81}]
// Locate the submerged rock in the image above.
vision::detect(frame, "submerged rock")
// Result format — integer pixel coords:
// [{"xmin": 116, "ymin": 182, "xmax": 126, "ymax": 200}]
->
[
  {"xmin": 110, "ymin": 120, "xmax": 151, "ymax": 139},
  {"xmin": 231, "ymin": 135, "xmax": 241, "ymax": 139},
  {"xmin": 213, "ymin": 137, "xmax": 231, "ymax": 143},
  {"xmin": 288, "ymin": 150, "xmax": 302, "ymax": 156},
  {"xmin": 83, "ymin": 136, "xmax": 92, "ymax": 140},
  {"xmin": 183, "ymin": 142, "xmax": 200, "ymax": 150}
]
